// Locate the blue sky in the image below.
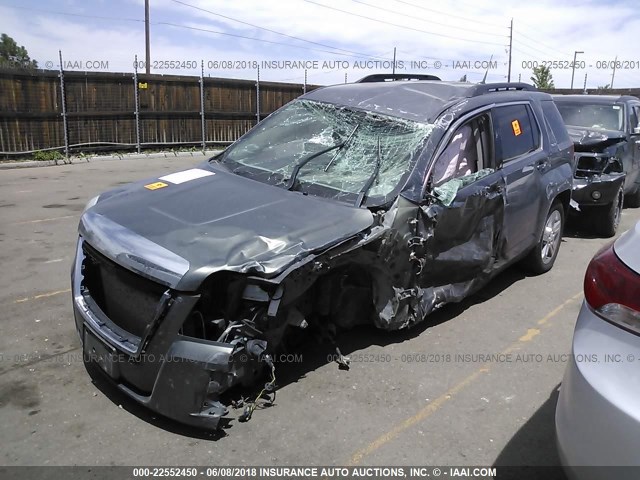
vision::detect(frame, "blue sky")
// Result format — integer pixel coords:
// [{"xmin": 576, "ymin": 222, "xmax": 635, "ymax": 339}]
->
[{"xmin": 0, "ymin": 0, "xmax": 639, "ymax": 88}]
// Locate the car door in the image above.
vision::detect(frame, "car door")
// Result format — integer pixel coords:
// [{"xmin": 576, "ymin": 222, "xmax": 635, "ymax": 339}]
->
[
  {"xmin": 492, "ymin": 103, "xmax": 546, "ymax": 261},
  {"xmin": 418, "ymin": 111, "xmax": 506, "ymax": 289},
  {"xmin": 628, "ymin": 103, "xmax": 640, "ymax": 186}
]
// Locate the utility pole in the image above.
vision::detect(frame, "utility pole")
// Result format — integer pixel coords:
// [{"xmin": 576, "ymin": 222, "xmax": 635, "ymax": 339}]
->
[
  {"xmin": 570, "ymin": 50, "xmax": 583, "ymax": 90},
  {"xmin": 507, "ymin": 18, "xmax": 513, "ymax": 82},
  {"xmin": 392, "ymin": 47, "xmax": 396, "ymax": 75},
  {"xmin": 145, "ymin": 0, "xmax": 150, "ymax": 75},
  {"xmin": 583, "ymin": 73, "xmax": 588, "ymax": 94},
  {"xmin": 611, "ymin": 56, "xmax": 618, "ymax": 88}
]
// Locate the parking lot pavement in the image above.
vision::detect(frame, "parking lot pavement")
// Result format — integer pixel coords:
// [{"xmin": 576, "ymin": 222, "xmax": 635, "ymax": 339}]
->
[{"xmin": 1, "ymin": 154, "xmax": 639, "ymax": 471}]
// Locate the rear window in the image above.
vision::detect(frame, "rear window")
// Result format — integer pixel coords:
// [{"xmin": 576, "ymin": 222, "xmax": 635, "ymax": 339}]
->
[
  {"xmin": 541, "ymin": 100, "xmax": 571, "ymax": 145},
  {"xmin": 492, "ymin": 104, "xmax": 539, "ymax": 162}
]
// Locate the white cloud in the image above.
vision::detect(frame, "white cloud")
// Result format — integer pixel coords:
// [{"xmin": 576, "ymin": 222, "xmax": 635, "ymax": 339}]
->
[{"xmin": 0, "ymin": 0, "xmax": 638, "ymax": 87}]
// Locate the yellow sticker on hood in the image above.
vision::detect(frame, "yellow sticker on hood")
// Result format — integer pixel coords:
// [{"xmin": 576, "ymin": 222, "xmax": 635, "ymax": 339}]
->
[{"xmin": 144, "ymin": 181, "xmax": 168, "ymax": 190}]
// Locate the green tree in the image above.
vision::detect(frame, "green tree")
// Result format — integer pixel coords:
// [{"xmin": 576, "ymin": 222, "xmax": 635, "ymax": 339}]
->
[
  {"xmin": 596, "ymin": 84, "xmax": 611, "ymax": 91},
  {"xmin": 530, "ymin": 65, "xmax": 554, "ymax": 89},
  {"xmin": 0, "ymin": 33, "xmax": 38, "ymax": 68}
]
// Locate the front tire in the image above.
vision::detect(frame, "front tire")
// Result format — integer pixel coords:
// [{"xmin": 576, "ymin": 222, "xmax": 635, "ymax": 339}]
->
[
  {"xmin": 626, "ymin": 185, "xmax": 640, "ymax": 208},
  {"xmin": 523, "ymin": 202, "xmax": 564, "ymax": 274},
  {"xmin": 593, "ymin": 187, "xmax": 623, "ymax": 237}
]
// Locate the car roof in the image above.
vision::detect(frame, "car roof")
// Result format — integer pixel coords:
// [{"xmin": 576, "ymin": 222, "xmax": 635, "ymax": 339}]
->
[
  {"xmin": 553, "ymin": 94, "xmax": 640, "ymax": 104},
  {"xmin": 303, "ymin": 80, "xmax": 550, "ymax": 124}
]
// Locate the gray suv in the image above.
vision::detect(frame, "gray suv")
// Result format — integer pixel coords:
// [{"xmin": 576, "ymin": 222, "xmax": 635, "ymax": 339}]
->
[
  {"xmin": 554, "ymin": 94, "xmax": 640, "ymax": 236},
  {"xmin": 73, "ymin": 77, "xmax": 574, "ymax": 429}
]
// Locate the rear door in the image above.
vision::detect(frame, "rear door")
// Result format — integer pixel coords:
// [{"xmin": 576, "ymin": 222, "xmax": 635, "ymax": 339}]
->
[{"xmin": 492, "ymin": 103, "xmax": 546, "ymax": 260}]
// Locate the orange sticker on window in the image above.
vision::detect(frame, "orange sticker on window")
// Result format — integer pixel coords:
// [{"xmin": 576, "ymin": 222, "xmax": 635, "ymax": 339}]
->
[
  {"xmin": 144, "ymin": 181, "xmax": 168, "ymax": 190},
  {"xmin": 511, "ymin": 119, "xmax": 522, "ymax": 136}
]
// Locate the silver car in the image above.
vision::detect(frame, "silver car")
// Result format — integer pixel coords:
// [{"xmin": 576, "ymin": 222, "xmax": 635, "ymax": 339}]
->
[{"xmin": 556, "ymin": 220, "xmax": 640, "ymax": 479}]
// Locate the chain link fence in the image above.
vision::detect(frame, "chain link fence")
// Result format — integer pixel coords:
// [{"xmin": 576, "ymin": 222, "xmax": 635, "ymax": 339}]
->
[{"xmin": 0, "ymin": 53, "xmax": 315, "ymax": 159}]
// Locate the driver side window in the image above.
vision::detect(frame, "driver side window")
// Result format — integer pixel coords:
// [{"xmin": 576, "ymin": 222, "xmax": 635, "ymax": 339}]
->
[
  {"xmin": 431, "ymin": 114, "xmax": 492, "ymax": 186},
  {"xmin": 631, "ymin": 105, "xmax": 640, "ymax": 132}
]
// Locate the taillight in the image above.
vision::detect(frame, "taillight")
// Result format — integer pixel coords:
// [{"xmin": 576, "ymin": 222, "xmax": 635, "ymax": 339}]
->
[{"xmin": 584, "ymin": 243, "xmax": 640, "ymax": 334}]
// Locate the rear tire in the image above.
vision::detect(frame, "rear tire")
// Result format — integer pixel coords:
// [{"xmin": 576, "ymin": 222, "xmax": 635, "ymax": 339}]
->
[
  {"xmin": 593, "ymin": 187, "xmax": 623, "ymax": 237},
  {"xmin": 523, "ymin": 202, "xmax": 564, "ymax": 275},
  {"xmin": 626, "ymin": 185, "xmax": 640, "ymax": 208}
]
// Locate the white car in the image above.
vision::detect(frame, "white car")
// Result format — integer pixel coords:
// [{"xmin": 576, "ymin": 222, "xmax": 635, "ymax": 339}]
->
[{"xmin": 556, "ymin": 221, "xmax": 640, "ymax": 479}]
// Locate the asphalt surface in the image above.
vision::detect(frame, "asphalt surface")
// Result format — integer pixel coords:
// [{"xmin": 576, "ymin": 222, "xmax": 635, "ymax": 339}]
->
[{"xmin": 1, "ymin": 154, "xmax": 639, "ymax": 473}]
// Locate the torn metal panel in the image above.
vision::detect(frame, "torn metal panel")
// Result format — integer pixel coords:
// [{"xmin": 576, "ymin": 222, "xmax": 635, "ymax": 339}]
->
[{"xmin": 369, "ymin": 177, "xmax": 505, "ymax": 330}]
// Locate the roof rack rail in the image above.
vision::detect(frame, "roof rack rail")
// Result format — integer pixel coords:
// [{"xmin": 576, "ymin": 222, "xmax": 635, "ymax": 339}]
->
[
  {"xmin": 356, "ymin": 73, "xmax": 441, "ymax": 83},
  {"xmin": 469, "ymin": 82, "xmax": 537, "ymax": 96}
]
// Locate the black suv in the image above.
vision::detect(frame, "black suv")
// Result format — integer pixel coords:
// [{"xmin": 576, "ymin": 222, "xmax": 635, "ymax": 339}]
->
[
  {"xmin": 554, "ymin": 94, "xmax": 640, "ymax": 236},
  {"xmin": 72, "ymin": 76, "xmax": 574, "ymax": 429}
]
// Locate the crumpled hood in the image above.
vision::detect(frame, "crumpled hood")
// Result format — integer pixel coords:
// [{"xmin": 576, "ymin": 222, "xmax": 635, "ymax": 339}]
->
[
  {"xmin": 567, "ymin": 126, "xmax": 625, "ymax": 149},
  {"xmin": 80, "ymin": 163, "xmax": 374, "ymax": 291}
]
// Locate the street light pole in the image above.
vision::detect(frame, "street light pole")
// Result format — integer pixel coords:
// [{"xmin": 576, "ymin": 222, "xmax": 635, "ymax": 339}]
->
[
  {"xmin": 145, "ymin": 0, "xmax": 150, "ymax": 75},
  {"xmin": 570, "ymin": 50, "xmax": 583, "ymax": 90}
]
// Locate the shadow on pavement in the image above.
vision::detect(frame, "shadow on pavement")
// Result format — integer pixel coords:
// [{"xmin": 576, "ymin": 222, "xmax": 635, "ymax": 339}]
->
[{"xmin": 492, "ymin": 384, "xmax": 568, "ymax": 480}]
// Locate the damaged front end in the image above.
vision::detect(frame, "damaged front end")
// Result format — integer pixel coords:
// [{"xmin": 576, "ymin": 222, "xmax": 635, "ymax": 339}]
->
[{"xmin": 568, "ymin": 127, "xmax": 626, "ymax": 209}]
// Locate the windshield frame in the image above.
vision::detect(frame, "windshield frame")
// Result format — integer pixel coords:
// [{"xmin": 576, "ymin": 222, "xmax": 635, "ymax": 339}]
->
[{"xmin": 213, "ymin": 99, "xmax": 433, "ymax": 207}]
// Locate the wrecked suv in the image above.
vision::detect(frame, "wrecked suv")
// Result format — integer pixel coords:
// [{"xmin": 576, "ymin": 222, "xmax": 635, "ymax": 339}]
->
[
  {"xmin": 72, "ymin": 77, "xmax": 573, "ymax": 429},
  {"xmin": 554, "ymin": 94, "xmax": 640, "ymax": 236}
]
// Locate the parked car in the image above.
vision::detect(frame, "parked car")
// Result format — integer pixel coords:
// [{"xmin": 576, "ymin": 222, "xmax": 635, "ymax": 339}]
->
[
  {"xmin": 554, "ymin": 94, "xmax": 640, "ymax": 236},
  {"xmin": 556, "ymin": 221, "xmax": 640, "ymax": 479},
  {"xmin": 73, "ymin": 76, "xmax": 574, "ymax": 429}
]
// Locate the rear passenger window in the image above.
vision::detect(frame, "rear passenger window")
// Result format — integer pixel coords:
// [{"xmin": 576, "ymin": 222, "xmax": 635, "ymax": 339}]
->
[
  {"xmin": 541, "ymin": 100, "xmax": 571, "ymax": 145},
  {"xmin": 492, "ymin": 104, "xmax": 539, "ymax": 163}
]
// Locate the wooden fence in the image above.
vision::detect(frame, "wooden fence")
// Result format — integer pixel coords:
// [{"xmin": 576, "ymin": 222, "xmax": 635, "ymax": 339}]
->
[
  {"xmin": 1, "ymin": 68, "xmax": 638, "ymax": 158},
  {"xmin": 0, "ymin": 68, "xmax": 316, "ymax": 157}
]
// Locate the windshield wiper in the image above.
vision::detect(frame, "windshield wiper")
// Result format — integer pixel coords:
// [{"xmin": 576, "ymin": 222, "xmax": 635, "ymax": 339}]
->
[
  {"xmin": 286, "ymin": 124, "xmax": 360, "ymax": 191},
  {"xmin": 355, "ymin": 136, "xmax": 382, "ymax": 207}
]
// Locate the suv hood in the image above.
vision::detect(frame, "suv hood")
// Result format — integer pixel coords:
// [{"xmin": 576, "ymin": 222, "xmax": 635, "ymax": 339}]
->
[
  {"xmin": 567, "ymin": 126, "xmax": 626, "ymax": 150},
  {"xmin": 80, "ymin": 164, "xmax": 374, "ymax": 291}
]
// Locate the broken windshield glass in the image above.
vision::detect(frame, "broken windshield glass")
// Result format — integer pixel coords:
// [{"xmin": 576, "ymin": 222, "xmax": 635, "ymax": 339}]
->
[{"xmin": 220, "ymin": 99, "xmax": 433, "ymax": 203}]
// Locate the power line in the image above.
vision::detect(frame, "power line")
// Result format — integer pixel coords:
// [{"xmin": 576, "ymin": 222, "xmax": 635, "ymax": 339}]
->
[
  {"xmin": 157, "ymin": 22, "xmax": 391, "ymax": 60},
  {"xmin": 512, "ymin": 35, "xmax": 566, "ymax": 60},
  {"xmin": 304, "ymin": 0, "xmax": 508, "ymax": 46},
  {"xmin": 169, "ymin": 0, "xmax": 389, "ymax": 61},
  {"xmin": 389, "ymin": 0, "xmax": 506, "ymax": 28},
  {"xmin": 0, "ymin": 2, "xmax": 144, "ymax": 22},
  {"xmin": 349, "ymin": 0, "xmax": 508, "ymax": 38},
  {"xmin": 513, "ymin": 20, "xmax": 572, "ymax": 58}
]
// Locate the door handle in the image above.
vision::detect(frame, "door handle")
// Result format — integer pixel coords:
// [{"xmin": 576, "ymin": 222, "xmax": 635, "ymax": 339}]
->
[
  {"xmin": 522, "ymin": 165, "xmax": 534, "ymax": 173},
  {"xmin": 536, "ymin": 158, "xmax": 550, "ymax": 171}
]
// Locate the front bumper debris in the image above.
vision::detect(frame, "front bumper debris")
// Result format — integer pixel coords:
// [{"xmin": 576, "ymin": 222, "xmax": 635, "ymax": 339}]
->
[{"xmin": 72, "ymin": 238, "xmax": 266, "ymax": 429}]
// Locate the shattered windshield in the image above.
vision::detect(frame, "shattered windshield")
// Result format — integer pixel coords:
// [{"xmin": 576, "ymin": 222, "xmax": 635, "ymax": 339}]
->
[
  {"xmin": 556, "ymin": 102, "xmax": 624, "ymax": 131},
  {"xmin": 219, "ymin": 99, "xmax": 433, "ymax": 203}
]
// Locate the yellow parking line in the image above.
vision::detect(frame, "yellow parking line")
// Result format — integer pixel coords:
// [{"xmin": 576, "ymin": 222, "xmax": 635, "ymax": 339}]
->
[
  {"xmin": 13, "ymin": 288, "xmax": 71, "ymax": 304},
  {"xmin": 348, "ymin": 291, "xmax": 583, "ymax": 465}
]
